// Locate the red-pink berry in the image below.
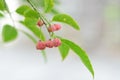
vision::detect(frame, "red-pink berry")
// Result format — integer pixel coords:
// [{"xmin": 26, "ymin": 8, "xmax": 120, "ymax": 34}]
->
[
  {"xmin": 54, "ymin": 24, "xmax": 61, "ymax": 31},
  {"xmin": 53, "ymin": 38, "xmax": 62, "ymax": 47},
  {"xmin": 37, "ymin": 20, "xmax": 44, "ymax": 27},
  {"xmin": 48, "ymin": 24, "xmax": 61, "ymax": 32},
  {"xmin": 45, "ymin": 40, "xmax": 54, "ymax": 48},
  {"xmin": 36, "ymin": 41, "xmax": 46, "ymax": 50}
]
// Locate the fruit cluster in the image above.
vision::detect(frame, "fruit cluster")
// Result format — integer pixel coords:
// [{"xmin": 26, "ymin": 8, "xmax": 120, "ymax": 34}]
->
[
  {"xmin": 36, "ymin": 38, "xmax": 61, "ymax": 50},
  {"xmin": 36, "ymin": 20, "xmax": 62, "ymax": 50}
]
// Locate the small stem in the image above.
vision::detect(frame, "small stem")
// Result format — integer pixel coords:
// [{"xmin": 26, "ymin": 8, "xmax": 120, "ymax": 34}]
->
[
  {"xmin": 27, "ymin": 0, "xmax": 54, "ymax": 39},
  {"xmin": 41, "ymin": 50, "xmax": 47, "ymax": 63},
  {"xmin": 27, "ymin": 0, "xmax": 43, "ymax": 21},
  {"xmin": 19, "ymin": 29, "xmax": 47, "ymax": 62},
  {"xmin": 18, "ymin": 29, "xmax": 37, "ymax": 43},
  {"xmin": 8, "ymin": 13, "xmax": 16, "ymax": 27},
  {"xmin": 40, "ymin": 14, "xmax": 51, "ymax": 26},
  {"xmin": 4, "ymin": 0, "xmax": 15, "ymax": 27},
  {"xmin": 27, "ymin": 0, "xmax": 36, "ymax": 11},
  {"xmin": 27, "ymin": 0, "xmax": 50, "ymax": 26}
]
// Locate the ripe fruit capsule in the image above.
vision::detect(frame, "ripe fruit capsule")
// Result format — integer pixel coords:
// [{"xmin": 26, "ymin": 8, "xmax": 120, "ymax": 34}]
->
[
  {"xmin": 53, "ymin": 38, "xmax": 62, "ymax": 47},
  {"xmin": 48, "ymin": 24, "xmax": 61, "ymax": 32},
  {"xmin": 45, "ymin": 40, "xmax": 54, "ymax": 48},
  {"xmin": 36, "ymin": 41, "xmax": 46, "ymax": 50},
  {"xmin": 54, "ymin": 24, "xmax": 61, "ymax": 31}
]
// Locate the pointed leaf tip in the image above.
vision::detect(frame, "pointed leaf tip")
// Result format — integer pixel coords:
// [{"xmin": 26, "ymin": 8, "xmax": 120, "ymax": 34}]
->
[
  {"xmin": 60, "ymin": 38, "xmax": 94, "ymax": 78},
  {"xmin": 59, "ymin": 42, "xmax": 70, "ymax": 60}
]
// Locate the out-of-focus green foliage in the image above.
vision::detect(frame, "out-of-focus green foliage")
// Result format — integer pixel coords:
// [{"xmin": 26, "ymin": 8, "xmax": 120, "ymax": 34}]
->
[
  {"xmin": 105, "ymin": 5, "xmax": 120, "ymax": 20},
  {"xmin": 0, "ymin": 0, "xmax": 6, "ymax": 11},
  {"xmin": 2, "ymin": 24, "xmax": 18, "ymax": 42},
  {"xmin": 0, "ymin": 12, "xmax": 4, "ymax": 18},
  {"xmin": 20, "ymin": 0, "xmax": 60, "ymax": 14}
]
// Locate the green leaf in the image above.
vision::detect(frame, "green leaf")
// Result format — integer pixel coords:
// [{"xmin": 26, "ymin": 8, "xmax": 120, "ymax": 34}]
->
[
  {"xmin": 0, "ymin": 12, "xmax": 4, "ymax": 17},
  {"xmin": 21, "ymin": 18, "xmax": 45, "ymax": 41},
  {"xmin": 61, "ymin": 38, "xmax": 94, "ymax": 78},
  {"xmin": 0, "ymin": 0, "xmax": 6, "ymax": 11},
  {"xmin": 44, "ymin": 0, "xmax": 54, "ymax": 13},
  {"xmin": 52, "ymin": 14, "xmax": 80, "ymax": 30},
  {"xmin": 24, "ymin": 9, "xmax": 39, "ymax": 19},
  {"xmin": 0, "ymin": 0, "xmax": 11, "ymax": 13},
  {"xmin": 3, "ymin": 0, "xmax": 10, "ymax": 12},
  {"xmin": 59, "ymin": 42, "xmax": 70, "ymax": 60},
  {"xmin": 16, "ymin": 5, "xmax": 39, "ymax": 19},
  {"xmin": 51, "ymin": 8, "xmax": 60, "ymax": 15},
  {"xmin": 2, "ymin": 24, "xmax": 18, "ymax": 42},
  {"xmin": 16, "ymin": 5, "xmax": 31, "ymax": 15}
]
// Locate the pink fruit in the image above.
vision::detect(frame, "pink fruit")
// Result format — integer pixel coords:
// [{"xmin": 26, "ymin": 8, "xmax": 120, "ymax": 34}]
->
[
  {"xmin": 45, "ymin": 40, "xmax": 54, "ymax": 48},
  {"xmin": 37, "ymin": 20, "xmax": 44, "ymax": 27},
  {"xmin": 36, "ymin": 41, "xmax": 46, "ymax": 50},
  {"xmin": 48, "ymin": 24, "xmax": 61, "ymax": 32},
  {"xmin": 53, "ymin": 38, "xmax": 62, "ymax": 47},
  {"xmin": 54, "ymin": 24, "xmax": 61, "ymax": 31}
]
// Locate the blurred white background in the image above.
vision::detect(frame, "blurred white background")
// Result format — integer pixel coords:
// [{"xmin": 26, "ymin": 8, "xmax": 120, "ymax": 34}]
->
[{"xmin": 0, "ymin": 0, "xmax": 120, "ymax": 80}]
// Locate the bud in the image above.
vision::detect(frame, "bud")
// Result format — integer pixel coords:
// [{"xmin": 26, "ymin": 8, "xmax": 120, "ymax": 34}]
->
[{"xmin": 37, "ymin": 20, "xmax": 44, "ymax": 27}]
